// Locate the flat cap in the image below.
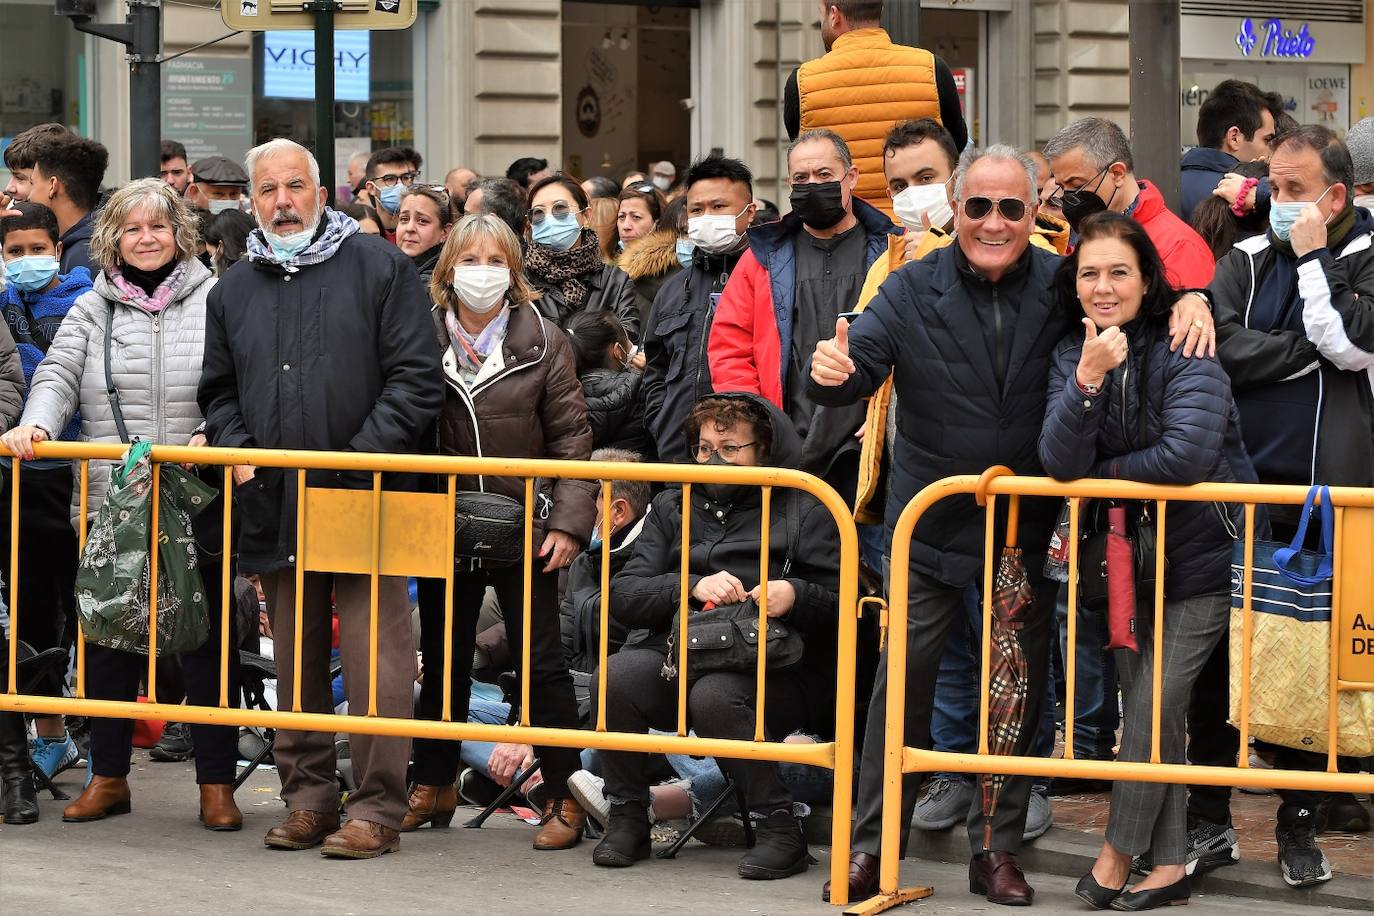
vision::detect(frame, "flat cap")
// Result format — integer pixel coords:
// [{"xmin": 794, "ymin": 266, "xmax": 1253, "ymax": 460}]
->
[{"xmin": 192, "ymin": 155, "xmax": 249, "ymax": 187}]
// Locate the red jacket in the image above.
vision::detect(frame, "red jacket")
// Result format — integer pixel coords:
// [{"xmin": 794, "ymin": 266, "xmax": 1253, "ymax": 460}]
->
[{"xmin": 1133, "ymin": 179, "xmax": 1215, "ymax": 289}]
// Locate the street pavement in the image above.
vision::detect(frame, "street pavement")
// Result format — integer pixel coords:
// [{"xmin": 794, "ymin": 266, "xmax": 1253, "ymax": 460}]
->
[{"xmin": 0, "ymin": 753, "xmax": 1367, "ymax": 915}]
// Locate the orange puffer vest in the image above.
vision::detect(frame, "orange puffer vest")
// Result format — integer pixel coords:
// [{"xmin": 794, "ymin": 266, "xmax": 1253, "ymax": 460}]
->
[{"xmin": 797, "ymin": 28, "xmax": 942, "ymax": 219}]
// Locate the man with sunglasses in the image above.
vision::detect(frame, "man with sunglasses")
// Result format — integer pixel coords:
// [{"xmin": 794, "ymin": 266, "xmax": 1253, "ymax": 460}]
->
[
  {"xmin": 361, "ymin": 146, "xmax": 423, "ymax": 241},
  {"xmin": 806, "ymin": 145, "xmax": 1215, "ymax": 907},
  {"xmin": 1043, "ymin": 118, "xmax": 1215, "ymax": 291}
]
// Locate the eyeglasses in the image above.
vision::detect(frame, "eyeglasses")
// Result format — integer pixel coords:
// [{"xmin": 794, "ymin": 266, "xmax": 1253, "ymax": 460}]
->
[
  {"xmin": 371, "ymin": 171, "xmax": 419, "ymax": 189},
  {"xmin": 692, "ymin": 442, "xmax": 756, "ymax": 462},
  {"xmin": 529, "ymin": 203, "xmax": 583, "ymax": 225},
  {"xmin": 961, "ymin": 196, "xmax": 1028, "ymax": 222}
]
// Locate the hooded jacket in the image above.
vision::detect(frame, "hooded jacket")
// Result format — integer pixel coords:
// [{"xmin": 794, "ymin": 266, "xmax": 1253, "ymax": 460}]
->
[
  {"xmin": 609, "ymin": 392, "xmax": 842, "ymax": 736},
  {"xmin": 2, "ymin": 267, "xmax": 93, "ymax": 443},
  {"xmin": 1209, "ymin": 219, "xmax": 1374, "ymax": 488},
  {"xmin": 579, "ymin": 367, "xmax": 651, "ymax": 457},
  {"xmin": 617, "ymin": 228, "xmax": 683, "ymax": 333},
  {"xmin": 433, "ymin": 300, "xmax": 598, "ymax": 548},
  {"xmin": 23, "ymin": 259, "xmax": 216, "ymax": 515},
  {"xmin": 1041, "ymin": 321, "xmax": 1257, "ymax": 598},
  {"xmin": 59, "ymin": 212, "xmax": 96, "ymax": 276},
  {"xmin": 806, "ymin": 243, "xmax": 1067, "ymax": 586},
  {"xmin": 1180, "ymin": 147, "xmax": 1271, "ymax": 223},
  {"xmin": 199, "ymin": 230, "xmax": 443, "ymax": 573}
]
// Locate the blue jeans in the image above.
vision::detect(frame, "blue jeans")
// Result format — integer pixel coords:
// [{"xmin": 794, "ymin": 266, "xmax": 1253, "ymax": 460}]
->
[
  {"xmin": 665, "ymin": 732, "xmax": 833, "ymax": 813},
  {"xmin": 1056, "ymin": 585, "xmax": 1119, "ymax": 760},
  {"xmin": 931, "ymin": 586, "xmax": 1057, "ymax": 777},
  {"xmin": 462, "ymin": 683, "xmax": 596, "ymax": 780}
]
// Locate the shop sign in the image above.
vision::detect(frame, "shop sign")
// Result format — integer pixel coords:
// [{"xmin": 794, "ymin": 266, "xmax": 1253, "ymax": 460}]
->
[
  {"xmin": 160, "ymin": 56, "xmax": 254, "ymax": 166},
  {"xmin": 1235, "ymin": 18, "xmax": 1316, "ymax": 60}
]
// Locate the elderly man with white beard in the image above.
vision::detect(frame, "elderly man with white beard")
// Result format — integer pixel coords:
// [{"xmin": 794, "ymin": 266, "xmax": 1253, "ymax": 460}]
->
[{"xmin": 198, "ymin": 138, "xmax": 442, "ymax": 859}]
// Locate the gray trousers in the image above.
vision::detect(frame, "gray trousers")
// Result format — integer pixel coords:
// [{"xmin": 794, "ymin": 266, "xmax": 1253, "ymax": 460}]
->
[
  {"xmin": 852, "ymin": 563, "xmax": 1056, "ymax": 858},
  {"xmin": 263, "ymin": 571, "xmax": 416, "ymax": 831},
  {"xmin": 1106, "ymin": 591, "xmax": 1229, "ymax": 863}
]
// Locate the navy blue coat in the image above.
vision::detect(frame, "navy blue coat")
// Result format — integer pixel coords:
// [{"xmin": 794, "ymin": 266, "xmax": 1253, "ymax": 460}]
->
[
  {"xmin": 1040, "ymin": 322, "xmax": 1257, "ymax": 599},
  {"xmin": 1179, "ymin": 147, "xmax": 1270, "ymax": 223}
]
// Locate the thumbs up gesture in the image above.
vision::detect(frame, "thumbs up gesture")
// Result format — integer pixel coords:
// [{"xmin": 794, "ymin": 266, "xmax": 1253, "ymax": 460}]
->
[
  {"xmin": 1076, "ymin": 318, "xmax": 1129, "ymax": 390},
  {"xmin": 811, "ymin": 316, "xmax": 857, "ymax": 387}
]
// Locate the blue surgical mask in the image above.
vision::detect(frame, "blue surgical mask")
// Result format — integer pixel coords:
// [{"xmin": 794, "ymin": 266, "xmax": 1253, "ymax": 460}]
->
[
  {"xmin": 1269, "ymin": 185, "xmax": 1332, "ymax": 242},
  {"xmin": 264, "ymin": 227, "xmax": 314, "ymax": 262},
  {"xmin": 532, "ymin": 213, "xmax": 582, "ymax": 250},
  {"xmin": 3, "ymin": 255, "xmax": 60, "ymax": 293},
  {"xmin": 675, "ymin": 238, "xmax": 695, "ymax": 269},
  {"xmin": 378, "ymin": 183, "xmax": 404, "ymax": 215}
]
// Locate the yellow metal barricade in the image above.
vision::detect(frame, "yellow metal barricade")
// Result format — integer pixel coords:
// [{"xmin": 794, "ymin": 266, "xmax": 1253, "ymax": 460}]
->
[
  {"xmin": 0, "ymin": 440, "xmax": 862, "ymax": 904},
  {"xmin": 853, "ymin": 473, "xmax": 1374, "ymax": 916}
]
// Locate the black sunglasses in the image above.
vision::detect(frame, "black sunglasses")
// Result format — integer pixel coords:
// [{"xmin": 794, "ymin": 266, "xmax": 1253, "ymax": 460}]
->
[{"xmin": 961, "ymin": 196, "xmax": 1028, "ymax": 222}]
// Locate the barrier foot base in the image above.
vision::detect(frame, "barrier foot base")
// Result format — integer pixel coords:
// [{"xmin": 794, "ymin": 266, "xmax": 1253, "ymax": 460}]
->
[{"xmin": 842, "ymin": 886, "xmax": 934, "ymax": 915}]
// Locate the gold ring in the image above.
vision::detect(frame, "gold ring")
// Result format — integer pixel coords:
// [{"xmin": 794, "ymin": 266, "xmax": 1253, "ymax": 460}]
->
[{"xmin": 1192, "ymin": 319, "xmax": 1204, "ymax": 329}]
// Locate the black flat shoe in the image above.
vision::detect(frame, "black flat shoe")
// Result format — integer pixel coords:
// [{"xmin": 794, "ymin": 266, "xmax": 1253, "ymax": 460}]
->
[
  {"xmin": 1110, "ymin": 878, "xmax": 1190, "ymax": 911},
  {"xmin": 1075, "ymin": 871, "xmax": 1127, "ymax": 909}
]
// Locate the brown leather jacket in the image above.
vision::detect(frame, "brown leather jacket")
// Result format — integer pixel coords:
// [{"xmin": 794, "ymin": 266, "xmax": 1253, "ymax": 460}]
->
[{"xmin": 433, "ymin": 301, "xmax": 597, "ymax": 545}]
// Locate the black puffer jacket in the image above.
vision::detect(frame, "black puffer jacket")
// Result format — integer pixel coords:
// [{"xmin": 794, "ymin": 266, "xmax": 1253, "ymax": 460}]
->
[
  {"xmin": 609, "ymin": 393, "xmax": 841, "ymax": 736},
  {"xmin": 1040, "ymin": 322, "xmax": 1257, "ymax": 599},
  {"xmin": 579, "ymin": 367, "xmax": 651, "ymax": 457}
]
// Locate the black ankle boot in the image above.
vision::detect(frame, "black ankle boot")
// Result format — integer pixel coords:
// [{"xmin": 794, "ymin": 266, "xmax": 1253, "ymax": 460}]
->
[
  {"xmin": 0, "ymin": 710, "xmax": 38, "ymax": 825},
  {"xmin": 592, "ymin": 800, "xmax": 651, "ymax": 867},
  {"xmin": 737, "ymin": 809, "xmax": 808, "ymax": 880}
]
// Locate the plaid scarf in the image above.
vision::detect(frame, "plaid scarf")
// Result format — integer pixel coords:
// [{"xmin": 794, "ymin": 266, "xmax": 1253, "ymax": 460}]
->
[
  {"xmin": 444, "ymin": 305, "xmax": 511, "ymax": 379},
  {"xmin": 246, "ymin": 207, "xmax": 359, "ymax": 273},
  {"xmin": 107, "ymin": 262, "xmax": 188, "ymax": 314},
  {"xmin": 523, "ymin": 227, "xmax": 604, "ymax": 310}
]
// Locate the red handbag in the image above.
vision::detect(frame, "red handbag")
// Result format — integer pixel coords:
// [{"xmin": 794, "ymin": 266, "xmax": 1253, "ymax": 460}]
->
[{"xmin": 1104, "ymin": 505, "xmax": 1139, "ymax": 652}]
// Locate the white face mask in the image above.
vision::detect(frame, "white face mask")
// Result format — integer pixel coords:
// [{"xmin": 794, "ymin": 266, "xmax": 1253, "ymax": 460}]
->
[
  {"xmin": 1355, "ymin": 194, "xmax": 1374, "ymax": 211},
  {"xmin": 451, "ymin": 265, "xmax": 510, "ymax": 314},
  {"xmin": 687, "ymin": 205, "xmax": 750, "ymax": 254},
  {"xmin": 207, "ymin": 198, "xmax": 241, "ymax": 215},
  {"xmin": 892, "ymin": 181, "xmax": 953, "ymax": 232},
  {"xmin": 652, "ymin": 175, "xmax": 672, "ymax": 192}
]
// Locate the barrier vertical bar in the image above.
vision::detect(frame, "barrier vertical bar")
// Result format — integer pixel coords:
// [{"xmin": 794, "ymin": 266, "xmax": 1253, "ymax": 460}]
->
[
  {"xmin": 77, "ymin": 460, "xmax": 89, "ymax": 698},
  {"xmin": 1149, "ymin": 500, "xmax": 1167, "ymax": 764},
  {"xmin": 754, "ymin": 485, "xmax": 771, "ymax": 743},
  {"xmin": 520, "ymin": 477, "xmax": 534, "ymax": 727},
  {"xmin": 442, "ymin": 474, "xmax": 457, "ymax": 722},
  {"xmin": 1063, "ymin": 496, "xmax": 1080, "ymax": 760},
  {"xmin": 595, "ymin": 481, "xmax": 612, "ymax": 732},
  {"xmin": 147, "ymin": 460, "xmax": 162, "ymax": 701},
  {"xmin": 829, "ymin": 502, "xmax": 859, "ymax": 907},
  {"xmin": 1327, "ymin": 503, "xmax": 1342, "ymax": 772},
  {"xmin": 6, "ymin": 459, "xmax": 18, "ymax": 695},
  {"xmin": 1238, "ymin": 503, "xmax": 1255, "ymax": 763},
  {"xmin": 368, "ymin": 471, "xmax": 381, "ymax": 717},
  {"xmin": 977, "ymin": 494, "xmax": 996, "ymax": 755},
  {"xmin": 220, "ymin": 466, "xmax": 232, "ymax": 707},
  {"xmin": 878, "ymin": 533, "xmax": 912, "ymax": 896},
  {"xmin": 676, "ymin": 484, "xmax": 691, "ymax": 736},
  {"xmin": 293, "ymin": 468, "xmax": 306, "ymax": 713}
]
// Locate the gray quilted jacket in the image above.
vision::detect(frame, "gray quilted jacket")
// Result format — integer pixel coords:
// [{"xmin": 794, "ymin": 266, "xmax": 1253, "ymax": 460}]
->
[{"xmin": 20, "ymin": 259, "xmax": 215, "ymax": 514}]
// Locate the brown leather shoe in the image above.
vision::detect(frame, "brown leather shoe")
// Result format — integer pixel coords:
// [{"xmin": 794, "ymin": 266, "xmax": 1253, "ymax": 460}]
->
[
  {"xmin": 198, "ymin": 784, "xmax": 243, "ymax": 831},
  {"xmin": 533, "ymin": 796, "xmax": 586, "ymax": 850},
  {"xmin": 320, "ymin": 819, "xmax": 400, "ymax": 859},
  {"xmin": 969, "ymin": 851, "xmax": 1035, "ymax": 906},
  {"xmin": 401, "ymin": 783, "xmax": 458, "ymax": 832},
  {"xmin": 821, "ymin": 851, "xmax": 881, "ymax": 903},
  {"xmin": 62, "ymin": 776, "xmax": 131, "ymax": 822},
  {"xmin": 264, "ymin": 809, "xmax": 341, "ymax": 850}
]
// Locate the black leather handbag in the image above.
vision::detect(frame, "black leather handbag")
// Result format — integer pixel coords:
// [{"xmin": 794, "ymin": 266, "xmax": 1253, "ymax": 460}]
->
[{"xmin": 454, "ymin": 490, "xmax": 526, "ymax": 566}]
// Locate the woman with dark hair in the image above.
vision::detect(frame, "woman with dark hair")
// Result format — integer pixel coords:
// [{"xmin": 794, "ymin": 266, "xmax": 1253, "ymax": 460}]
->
[
  {"xmin": 1039, "ymin": 212, "xmax": 1255, "ymax": 911},
  {"xmin": 613, "ymin": 181, "xmax": 666, "ymax": 252},
  {"xmin": 564, "ymin": 308, "xmax": 649, "ymax": 456},
  {"xmin": 618, "ymin": 195, "xmax": 686, "ymax": 333},
  {"xmin": 396, "ymin": 185, "xmax": 456, "ymax": 286},
  {"xmin": 1189, "ymin": 160, "xmax": 1269, "ymax": 260},
  {"xmin": 203, "ymin": 209, "xmax": 255, "ymax": 276},
  {"xmin": 523, "ymin": 173, "xmax": 639, "ymax": 340},
  {"xmin": 338, "ymin": 201, "xmax": 385, "ymax": 236},
  {"xmin": 593, "ymin": 392, "xmax": 840, "ymax": 881}
]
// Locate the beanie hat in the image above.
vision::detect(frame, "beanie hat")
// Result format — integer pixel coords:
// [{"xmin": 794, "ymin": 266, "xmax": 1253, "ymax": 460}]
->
[{"xmin": 1348, "ymin": 117, "xmax": 1374, "ymax": 186}]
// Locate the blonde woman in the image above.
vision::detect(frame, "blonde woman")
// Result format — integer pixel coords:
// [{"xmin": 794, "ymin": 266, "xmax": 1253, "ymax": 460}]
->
[
  {"xmin": 404, "ymin": 213, "xmax": 595, "ymax": 851},
  {"xmin": 1, "ymin": 178, "xmax": 242, "ymax": 830}
]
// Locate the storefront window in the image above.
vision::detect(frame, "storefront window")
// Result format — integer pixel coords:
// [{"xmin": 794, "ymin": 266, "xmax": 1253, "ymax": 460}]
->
[{"xmin": 0, "ymin": 1, "xmax": 88, "ymax": 174}]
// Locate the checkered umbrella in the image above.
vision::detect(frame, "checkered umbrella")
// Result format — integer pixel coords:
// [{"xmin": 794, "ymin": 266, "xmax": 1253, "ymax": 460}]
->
[{"xmin": 979, "ymin": 541, "xmax": 1033, "ymax": 852}]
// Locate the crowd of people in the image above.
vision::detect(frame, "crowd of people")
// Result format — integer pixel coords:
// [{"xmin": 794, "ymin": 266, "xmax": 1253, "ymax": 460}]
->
[{"xmin": 0, "ymin": 0, "xmax": 1371, "ymax": 909}]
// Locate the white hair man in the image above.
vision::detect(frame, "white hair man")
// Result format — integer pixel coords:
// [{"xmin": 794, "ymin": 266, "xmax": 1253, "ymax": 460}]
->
[{"xmin": 197, "ymin": 138, "xmax": 443, "ymax": 859}]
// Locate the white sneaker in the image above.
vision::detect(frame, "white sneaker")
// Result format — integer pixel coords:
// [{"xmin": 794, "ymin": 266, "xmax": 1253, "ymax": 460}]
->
[{"xmin": 568, "ymin": 770, "xmax": 611, "ymax": 831}]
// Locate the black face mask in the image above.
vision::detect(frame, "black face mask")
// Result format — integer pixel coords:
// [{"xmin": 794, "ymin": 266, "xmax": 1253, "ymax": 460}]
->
[
  {"xmin": 1060, "ymin": 166, "xmax": 1117, "ymax": 232},
  {"xmin": 699, "ymin": 452, "xmax": 751, "ymax": 507},
  {"xmin": 790, "ymin": 181, "xmax": 847, "ymax": 230}
]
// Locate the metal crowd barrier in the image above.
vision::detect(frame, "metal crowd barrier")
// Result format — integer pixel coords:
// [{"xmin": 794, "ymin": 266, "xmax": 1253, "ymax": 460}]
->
[
  {"xmin": 0, "ymin": 441, "xmax": 863, "ymax": 905},
  {"xmin": 853, "ymin": 470, "xmax": 1374, "ymax": 915}
]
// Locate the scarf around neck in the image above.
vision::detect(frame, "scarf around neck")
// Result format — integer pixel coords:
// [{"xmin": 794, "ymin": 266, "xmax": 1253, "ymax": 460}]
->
[
  {"xmin": 524, "ymin": 227, "xmax": 604, "ymax": 310},
  {"xmin": 108, "ymin": 261, "xmax": 188, "ymax": 314},
  {"xmin": 246, "ymin": 207, "xmax": 360, "ymax": 272},
  {"xmin": 444, "ymin": 305, "xmax": 512, "ymax": 379}
]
